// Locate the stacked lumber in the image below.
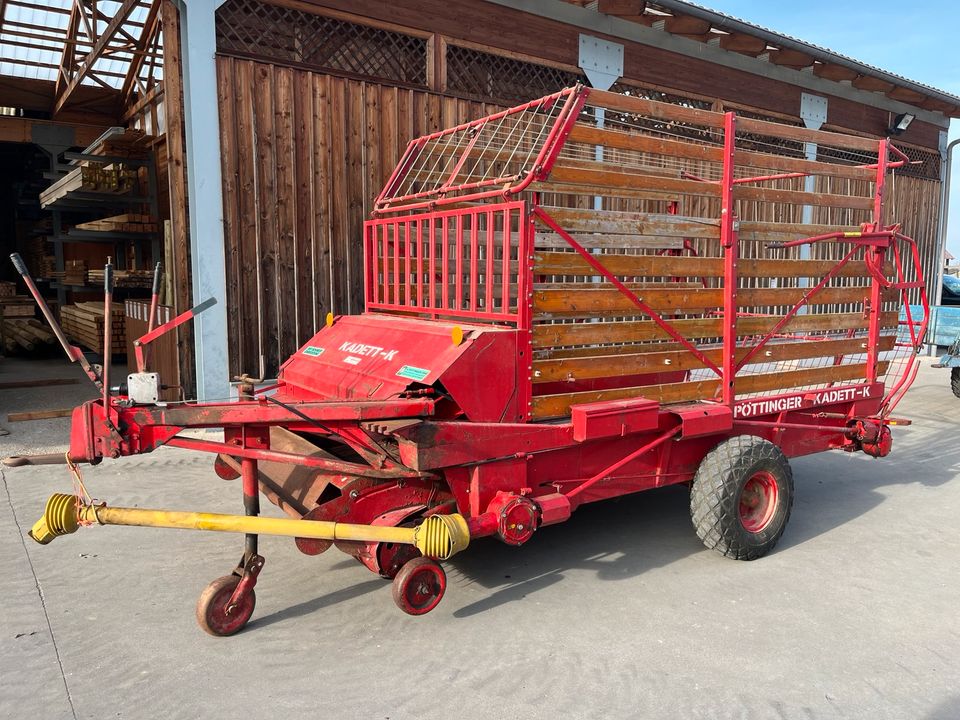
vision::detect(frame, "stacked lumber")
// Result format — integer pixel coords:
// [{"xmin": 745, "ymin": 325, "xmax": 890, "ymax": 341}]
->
[
  {"xmin": 75, "ymin": 213, "xmax": 159, "ymax": 233},
  {"xmin": 60, "ymin": 302, "xmax": 126, "ymax": 355},
  {"xmin": 2, "ymin": 318, "xmax": 55, "ymax": 354},
  {"xmin": 24, "ymin": 236, "xmax": 53, "ymax": 277},
  {"xmin": 87, "ymin": 268, "xmax": 154, "ymax": 289},
  {"xmin": 38, "ymin": 255, "xmax": 57, "ymax": 278},
  {"xmin": 0, "ymin": 296, "xmax": 35, "ymax": 318},
  {"xmin": 94, "ymin": 130, "xmax": 150, "ymax": 159},
  {"xmin": 49, "ymin": 260, "xmax": 87, "ymax": 285},
  {"xmin": 40, "ymin": 164, "xmax": 140, "ymax": 208}
]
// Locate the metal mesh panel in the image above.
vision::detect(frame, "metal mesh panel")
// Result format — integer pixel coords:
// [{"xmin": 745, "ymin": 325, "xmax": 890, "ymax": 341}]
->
[
  {"xmin": 216, "ymin": 0, "xmax": 427, "ymax": 86},
  {"xmin": 377, "ymin": 89, "xmax": 577, "ymax": 209},
  {"xmin": 445, "ymin": 45, "xmax": 582, "ymax": 104}
]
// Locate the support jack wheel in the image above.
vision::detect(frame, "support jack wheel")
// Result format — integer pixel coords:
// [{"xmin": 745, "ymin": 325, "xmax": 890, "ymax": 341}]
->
[
  {"xmin": 196, "ymin": 555, "xmax": 264, "ymax": 636},
  {"xmin": 196, "ymin": 575, "xmax": 256, "ymax": 636},
  {"xmin": 391, "ymin": 557, "xmax": 446, "ymax": 616}
]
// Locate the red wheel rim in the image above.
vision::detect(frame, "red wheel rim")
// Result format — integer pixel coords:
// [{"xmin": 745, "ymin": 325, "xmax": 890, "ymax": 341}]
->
[
  {"xmin": 738, "ymin": 470, "xmax": 779, "ymax": 533},
  {"xmin": 394, "ymin": 559, "xmax": 446, "ymax": 615},
  {"xmin": 202, "ymin": 579, "xmax": 254, "ymax": 636}
]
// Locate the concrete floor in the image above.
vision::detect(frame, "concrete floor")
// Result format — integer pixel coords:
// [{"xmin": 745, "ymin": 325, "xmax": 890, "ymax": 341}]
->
[{"xmin": 1, "ymin": 359, "xmax": 958, "ymax": 719}]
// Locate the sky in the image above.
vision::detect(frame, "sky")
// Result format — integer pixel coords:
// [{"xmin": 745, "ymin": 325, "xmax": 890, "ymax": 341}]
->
[{"xmin": 698, "ymin": 0, "xmax": 960, "ymax": 260}]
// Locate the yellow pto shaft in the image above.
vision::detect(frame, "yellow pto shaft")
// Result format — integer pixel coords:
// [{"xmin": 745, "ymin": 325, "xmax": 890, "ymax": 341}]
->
[{"xmin": 29, "ymin": 493, "xmax": 470, "ymax": 560}]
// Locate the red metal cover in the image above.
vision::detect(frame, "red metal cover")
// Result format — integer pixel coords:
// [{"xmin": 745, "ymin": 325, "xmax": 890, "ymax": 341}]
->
[
  {"xmin": 669, "ymin": 402, "xmax": 734, "ymax": 438},
  {"xmin": 279, "ymin": 314, "xmax": 484, "ymax": 401},
  {"xmin": 570, "ymin": 397, "xmax": 660, "ymax": 442}
]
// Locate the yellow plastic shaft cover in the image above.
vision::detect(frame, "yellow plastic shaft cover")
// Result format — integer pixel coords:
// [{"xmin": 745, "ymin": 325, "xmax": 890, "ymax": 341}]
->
[{"xmin": 29, "ymin": 493, "xmax": 471, "ymax": 560}]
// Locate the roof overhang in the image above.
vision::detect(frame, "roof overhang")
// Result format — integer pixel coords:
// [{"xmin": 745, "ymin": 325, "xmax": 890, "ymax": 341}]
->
[{"xmin": 492, "ymin": 0, "xmax": 958, "ymax": 124}]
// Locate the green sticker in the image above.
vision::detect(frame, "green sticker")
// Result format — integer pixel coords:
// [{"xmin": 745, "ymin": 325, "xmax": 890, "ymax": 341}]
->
[
  {"xmin": 396, "ymin": 365, "xmax": 430, "ymax": 381},
  {"xmin": 303, "ymin": 345, "xmax": 324, "ymax": 357}
]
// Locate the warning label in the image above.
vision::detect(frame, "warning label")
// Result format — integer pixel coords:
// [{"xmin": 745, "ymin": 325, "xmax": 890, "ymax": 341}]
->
[{"xmin": 396, "ymin": 365, "xmax": 430, "ymax": 382}]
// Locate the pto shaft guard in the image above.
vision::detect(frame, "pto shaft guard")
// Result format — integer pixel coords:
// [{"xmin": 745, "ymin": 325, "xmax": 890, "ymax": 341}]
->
[{"xmin": 30, "ymin": 494, "xmax": 471, "ymax": 560}]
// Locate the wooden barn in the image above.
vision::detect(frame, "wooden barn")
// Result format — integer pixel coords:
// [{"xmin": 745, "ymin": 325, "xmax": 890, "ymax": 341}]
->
[{"xmin": 0, "ymin": 0, "xmax": 957, "ymax": 399}]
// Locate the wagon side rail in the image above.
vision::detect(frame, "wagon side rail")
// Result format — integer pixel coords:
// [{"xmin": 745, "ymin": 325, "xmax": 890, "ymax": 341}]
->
[{"xmin": 524, "ymin": 89, "xmax": 926, "ymax": 420}]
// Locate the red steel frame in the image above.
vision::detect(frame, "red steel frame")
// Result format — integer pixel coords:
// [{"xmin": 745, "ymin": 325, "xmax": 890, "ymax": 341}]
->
[{"xmin": 47, "ymin": 85, "xmax": 929, "ymax": 567}]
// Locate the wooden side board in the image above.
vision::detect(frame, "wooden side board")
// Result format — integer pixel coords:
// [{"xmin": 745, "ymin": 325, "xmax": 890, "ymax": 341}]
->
[
  {"xmin": 531, "ymin": 361, "xmax": 889, "ymax": 419},
  {"xmin": 535, "ymin": 207, "xmax": 863, "ymax": 242},
  {"xmin": 531, "ymin": 311, "xmax": 899, "ymax": 349},
  {"xmin": 533, "ymin": 335, "xmax": 894, "ymax": 383},
  {"xmin": 533, "ymin": 285, "xmax": 892, "ymax": 317},
  {"xmin": 533, "ymin": 252, "xmax": 890, "ymax": 279},
  {"xmin": 564, "ymin": 124, "xmax": 876, "ymax": 181},
  {"xmin": 543, "ymin": 166, "xmax": 874, "ymax": 211},
  {"xmin": 585, "ymin": 89, "xmax": 882, "ymax": 154}
]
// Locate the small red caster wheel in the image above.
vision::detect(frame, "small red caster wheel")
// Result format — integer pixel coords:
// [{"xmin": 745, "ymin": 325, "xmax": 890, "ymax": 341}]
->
[
  {"xmin": 196, "ymin": 575, "xmax": 256, "ymax": 637},
  {"xmin": 391, "ymin": 557, "xmax": 446, "ymax": 616}
]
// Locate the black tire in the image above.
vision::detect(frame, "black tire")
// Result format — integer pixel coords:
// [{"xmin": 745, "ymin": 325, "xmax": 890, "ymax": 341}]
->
[
  {"xmin": 690, "ymin": 435, "xmax": 794, "ymax": 561},
  {"xmin": 952, "ymin": 367, "xmax": 960, "ymax": 400}
]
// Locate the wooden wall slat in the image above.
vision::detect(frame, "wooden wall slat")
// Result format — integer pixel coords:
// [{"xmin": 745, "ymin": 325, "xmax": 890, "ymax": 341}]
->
[
  {"xmin": 274, "ymin": 66, "xmax": 298, "ymax": 361},
  {"xmin": 347, "ymin": 81, "xmax": 366, "ymax": 314},
  {"xmin": 234, "ymin": 59, "xmax": 260, "ymax": 377},
  {"xmin": 293, "ymin": 68, "xmax": 315, "ymax": 346},
  {"xmin": 218, "ymin": 55, "xmax": 242, "ymax": 378},
  {"xmin": 253, "ymin": 61, "xmax": 280, "ymax": 372},
  {"xmin": 312, "ymin": 72, "xmax": 333, "ymax": 324},
  {"xmin": 328, "ymin": 76, "xmax": 349, "ymax": 322},
  {"xmin": 162, "ymin": 0, "xmax": 195, "ymax": 395}
]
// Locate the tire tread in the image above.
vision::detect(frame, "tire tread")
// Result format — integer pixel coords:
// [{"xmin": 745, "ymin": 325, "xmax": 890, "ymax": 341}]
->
[{"xmin": 690, "ymin": 435, "xmax": 794, "ymax": 561}]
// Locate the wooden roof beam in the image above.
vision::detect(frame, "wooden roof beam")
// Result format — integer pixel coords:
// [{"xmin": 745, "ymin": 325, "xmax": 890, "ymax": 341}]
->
[
  {"xmin": 852, "ymin": 75, "xmax": 896, "ymax": 93},
  {"xmin": 768, "ymin": 48, "xmax": 815, "ymax": 69},
  {"xmin": 55, "ymin": 1, "xmax": 81, "ymax": 99},
  {"xmin": 718, "ymin": 32, "xmax": 767, "ymax": 56},
  {"xmin": 597, "ymin": 0, "xmax": 646, "ymax": 17},
  {"xmin": 0, "ymin": 115, "xmax": 108, "ymax": 146},
  {"xmin": 119, "ymin": 0, "xmax": 162, "ymax": 110},
  {"xmin": 663, "ymin": 14, "xmax": 712, "ymax": 35},
  {"xmin": 887, "ymin": 86, "xmax": 927, "ymax": 104},
  {"xmin": 813, "ymin": 63, "xmax": 859, "ymax": 82},
  {"xmin": 53, "ymin": 0, "xmax": 140, "ymax": 116}
]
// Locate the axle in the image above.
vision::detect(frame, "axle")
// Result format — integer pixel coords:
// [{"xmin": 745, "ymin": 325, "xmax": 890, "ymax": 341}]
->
[{"xmin": 29, "ymin": 493, "xmax": 471, "ymax": 560}]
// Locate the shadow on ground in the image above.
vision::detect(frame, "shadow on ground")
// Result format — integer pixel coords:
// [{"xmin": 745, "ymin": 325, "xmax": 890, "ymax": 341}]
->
[{"xmin": 443, "ymin": 427, "xmax": 960, "ymax": 618}]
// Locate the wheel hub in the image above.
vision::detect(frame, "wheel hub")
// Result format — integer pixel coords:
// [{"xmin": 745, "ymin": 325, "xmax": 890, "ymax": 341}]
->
[{"xmin": 738, "ymin": 471, "xmax": 778, "ymax": 533}]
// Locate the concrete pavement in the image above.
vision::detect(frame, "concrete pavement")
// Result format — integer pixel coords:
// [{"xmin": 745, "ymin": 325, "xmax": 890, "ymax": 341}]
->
[{"xmin": 1, "ymin": 362, "xmax": 958, "ymax": 719}]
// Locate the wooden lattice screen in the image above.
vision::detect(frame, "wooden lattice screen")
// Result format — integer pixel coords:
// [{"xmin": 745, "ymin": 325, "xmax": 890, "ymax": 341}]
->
[
  {"xmin": 444, "ymin": 44, "xmax": 582, "ymax": 105},
  {"xmin": 215, "ymin": 0, "xmax": 428, "ymax": 87}
]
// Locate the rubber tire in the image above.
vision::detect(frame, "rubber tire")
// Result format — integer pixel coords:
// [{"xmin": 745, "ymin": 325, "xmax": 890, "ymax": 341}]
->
[
  {"xmin": 196, "ymin": 575, "xmax": 256, "ymax": 637},
  {"xmin": 951, "ymin": 367, "xmax": 960, "ymax": 399},
  {"xmin": 391, "ymin": 557, "xmax": 446, "ymax": 616},
  {"xmin": 690, "ymin": 435, "xmax": 794, "ymax": 561}
]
